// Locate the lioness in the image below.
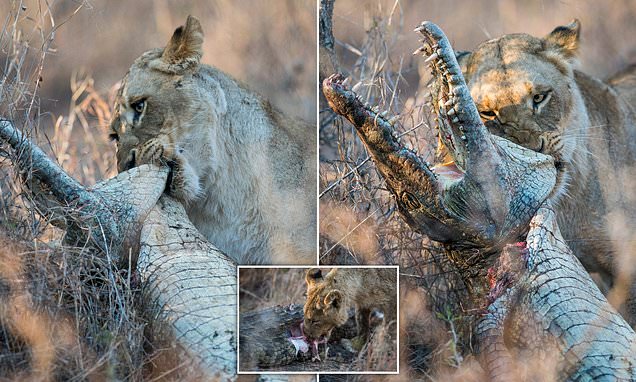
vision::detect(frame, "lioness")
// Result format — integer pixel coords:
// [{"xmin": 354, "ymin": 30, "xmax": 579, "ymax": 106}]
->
[
  {"xmin": 451, "ymin": 20, "xmax": 636, "ymax": 323},
  {"xmin": 109, "ymin": 16, "xmax": 316, "ymax": 265},
  {"xmin": 303, "ymin": 267, "xmax": 397, "ymax": 351}
]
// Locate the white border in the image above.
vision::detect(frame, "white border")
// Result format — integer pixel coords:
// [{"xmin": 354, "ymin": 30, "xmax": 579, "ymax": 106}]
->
[{"xmin": 236, "ymin": 265, "xmax": 400, "ymax": 375}]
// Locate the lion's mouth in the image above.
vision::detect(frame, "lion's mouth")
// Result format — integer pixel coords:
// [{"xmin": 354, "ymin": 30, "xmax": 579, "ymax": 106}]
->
[
  {"xmin": 165, "ymin": 159, "xmax": 177, "ymax": 193},
  {"xmin": 537, "ymin": 139, "xmax": 545, "ymax": 153},
  {"xmin": 548, "ymin": 159, "xmax": 569, "ymax": 202},
  {"xmin": 123, "ymin": 149, "xmax": 137, "ymax": 171},
  {"xmin": 120, "ymin": 149, "xmax": 178, "ymax": 197},
  {"xmin": 288, "ymin": 322, "xmax": 328, "ymax": 361}
]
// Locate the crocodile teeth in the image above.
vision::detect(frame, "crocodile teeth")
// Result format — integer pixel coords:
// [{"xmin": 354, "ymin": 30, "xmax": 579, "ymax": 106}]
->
[
  {"xmin": 412, "ymin": 46, "xmax": 426, "ymax": 55},
  {"xmin": 414, "ymin": 25, "xmax": 425, "ymax": 33},
  {"xmin": 446, "ymin": 65, "xmax": 459, "ymax": 75},
  {"xmin": 449, "ymin": 75, "xmax": 462, "ymax": 86},
  {"xmin": 452, "ymin": 116, "xmax": 460, "ymax": 123},
  {"xmin": 444, "ymin": 99, "xmax": 454, "ymax": 107},
  {"xmin": 381, "ymin": 110, "xmax": 389, "ymax": 117},
  {"xmin": 448, "ymin": 108, "xmax": 456, "ymax": 116},
  {"xmin": 425, "ymin": 52, "xmax": 439, "ymax": 63}
]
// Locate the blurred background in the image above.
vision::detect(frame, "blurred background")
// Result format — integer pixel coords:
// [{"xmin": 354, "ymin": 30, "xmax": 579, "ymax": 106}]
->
[
  {"xmin": 239, "ymin": 267, "xmax": 308, "ymax": 312},
  {"xmin": 320, "ymin": 0, "xmax": 636, "ymax": 266},
  {"xmin": 332, "ymin": 0, "xmax": 636, "ymax": 98},
  {"xmin": 0, "ymin": 1, "xmax": 316, "ymax": 380},
  {"xmin": 0, "ymin": 0, "xmax": 316, "ymax": 183},
  {"xmin": 239, "ymin": 267, "xmax": 398, "ymax": 373},
  {"xmin": 319, "ymin": 1, "xmax": 636, "ymax": 380}
]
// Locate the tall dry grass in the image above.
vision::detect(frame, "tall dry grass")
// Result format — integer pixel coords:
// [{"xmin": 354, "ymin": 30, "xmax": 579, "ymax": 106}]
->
[
  {"xmin": 331, "ymin": 0, "xmax": 636, "ymax": 100},
  {"xmin": 239, "ymin": 268, "xmax": 308, "ymax": 313},
  {"xmin": 0, "ymin": 0, "xmax": 316, "ymax": 125},
  {"xmin": 239, "ymin": 267, "xmax": 398, "ymax": 373},
  {"xmin": 0, "ymin": 0, "xmax": 316, "ymax": 380},
  {"xmin": 319, "ymin": 0, "xmax": 636, "ymax": 381},
  {"xmin": 0, "ymin": 2, "xmax": 158, "ymax": 378}
]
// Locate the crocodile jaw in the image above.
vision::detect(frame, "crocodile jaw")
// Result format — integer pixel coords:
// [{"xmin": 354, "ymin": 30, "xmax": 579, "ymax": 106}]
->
[{"xmin": 323, "ymin": 22, "xmax": 556, "ymax": 254}]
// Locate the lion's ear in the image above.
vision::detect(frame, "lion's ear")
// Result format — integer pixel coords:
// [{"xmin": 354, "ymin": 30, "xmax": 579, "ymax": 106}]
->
[
  {"xmin": 324, "ymin": 290, "xmax": 342, "ymax": 309},
  {"xmin": 305, "ymin": 268, "xmax": 323, "ymax": 287},
  {"xmin": 160, "ymin": 15, "xmax": 204, "ymax": 72},
  {"xmin": 544, "ymin": 19, "xmax": 580, "ymax": 60}
]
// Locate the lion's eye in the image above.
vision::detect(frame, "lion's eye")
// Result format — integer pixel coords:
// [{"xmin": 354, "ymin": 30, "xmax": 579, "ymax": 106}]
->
[
  {"xmin": 131, "ymin": 99, "xmax": 146, "ymax": 114},
  {"xmin": 532, "ymin": 91, "xmax": 551, "ymax": 109},
  {"xmin": 479, "ymin": 109, "xmax": 497, "ymax": 120}
]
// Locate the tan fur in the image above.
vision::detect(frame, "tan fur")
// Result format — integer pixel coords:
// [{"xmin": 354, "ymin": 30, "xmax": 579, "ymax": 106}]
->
[
  {"xmin": 455, "ymin": 20, "xmax": 636, "ymax": 324},
  {"xmin": 109, "ymin": 16, "xmax": 316, "ymax": 265},
  {"xmin": 303, "ymin": 268, "xmax": 396, "ymax": 344}
]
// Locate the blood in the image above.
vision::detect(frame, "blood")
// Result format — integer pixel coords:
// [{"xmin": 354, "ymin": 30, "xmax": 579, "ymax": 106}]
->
[
  {"xmin": 288, "ymin": 321, "xmax": 328, "ymax": 362},
  {"xmin": 487, "ymin": 267, "xmax": 497, "ymax": 289}
]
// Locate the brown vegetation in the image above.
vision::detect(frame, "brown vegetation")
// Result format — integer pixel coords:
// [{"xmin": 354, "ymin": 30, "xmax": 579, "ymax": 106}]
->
[
  {"xmin": 239, "ymin": 268, "xmax": 398, "ymax": 372},
  {"xmin": 319, "ymin": 0, "xmax": 636, "ymax": 381},
  {"xmin": 0, "ymin": 0, "xmax": 315, "ymax": 380}
]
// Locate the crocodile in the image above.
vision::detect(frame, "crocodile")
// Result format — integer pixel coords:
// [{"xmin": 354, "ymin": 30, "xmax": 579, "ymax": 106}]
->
[
  {"xmin": 322, "ymin": 21, "xmax": 636, "ymax": 381},
  {"xmin": 0, "ymin": 120, "xmax": 237, "ymax": 380}
]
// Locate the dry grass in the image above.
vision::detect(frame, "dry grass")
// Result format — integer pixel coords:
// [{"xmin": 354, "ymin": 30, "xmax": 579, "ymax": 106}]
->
[
  {"xmin": 239, "ymin": 268, "xmax": 308, "ymax": 313},
  {"xmin": 0, "ymin": 2, "xmax": 162, "ymax": 378},
  {"xmin": 319, "ymin": 2, "xmax": 470, "ymax": 379},
  {"xmin": 0, "ymin": 0, "xmax": 316, "ymax": 124},
  {"xmin": 319, "ymin": 0, "xmax": 636, "ymax": 381},
  {"xmin": 0, "ymin": 0, "xmax": 316, "ymax": 380},
  {"xmin": 239, "ymin": 267, "xmax": 398, "ymax": 373},
  {"xmin": 0, "ymin": 226, "xmax": 145, "ymax": 381}
]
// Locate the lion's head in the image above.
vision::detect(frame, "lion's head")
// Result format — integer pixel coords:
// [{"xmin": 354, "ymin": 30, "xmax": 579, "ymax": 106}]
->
[
  {"xmin": 454, "ymin": 20, "xmax": 587, "ymax": 200},
  {"xmin": 109, "ymin": 16, "xmax": 227, "ymax": 203},
  {"xmin": 302, "ymin": 268, "xmax": 349, "ymax": 341}
]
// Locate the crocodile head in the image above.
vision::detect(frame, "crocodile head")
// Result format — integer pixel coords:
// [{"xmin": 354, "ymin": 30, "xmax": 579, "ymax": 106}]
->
[{"xmin": 322, "ymin": 22, "xmax": 557, "ymax": 257}]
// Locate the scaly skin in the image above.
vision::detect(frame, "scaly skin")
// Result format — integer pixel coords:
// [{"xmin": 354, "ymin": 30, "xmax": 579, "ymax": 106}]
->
[
  {"xmin": 323, "ymin": 21, "xmax": 636, "ymax": 380},
  {"xmin": 0, "ymin": 120, "xmax": 237, "ymax": 380},
  {"xmin": 0, "ymin": 119, "xmax": 168, "ymax": 262},
  {"xmin": 323, "ymin": 22, "xmax": 555, "ymax": 290},
  {"xmin": 478, "ymin": 207, "xmax": 636, "ymax": 381}
]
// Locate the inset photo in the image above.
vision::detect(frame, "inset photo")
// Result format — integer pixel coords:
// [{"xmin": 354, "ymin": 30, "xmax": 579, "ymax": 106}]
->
[{"xmin": 237, "ymin": 266, "xmax": 399, "ymax": 374}]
